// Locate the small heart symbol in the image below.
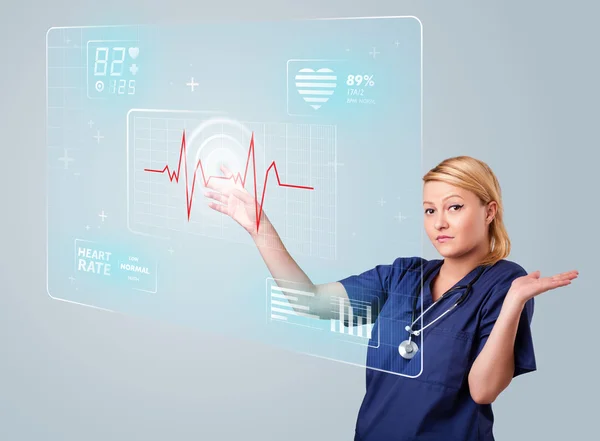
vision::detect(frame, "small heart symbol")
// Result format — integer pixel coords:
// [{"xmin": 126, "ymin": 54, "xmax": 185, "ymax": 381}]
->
[
  {"xmin": 128, "ymin": 47, "xmax": 139, "ymax": 59},
  {"xmin": 295, "ymin": 67, "xmax": 337, "ymax": 110}
]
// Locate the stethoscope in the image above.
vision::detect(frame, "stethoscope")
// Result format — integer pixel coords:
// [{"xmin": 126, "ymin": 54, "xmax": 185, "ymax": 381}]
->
[{"xmin": 398, "ymin": 261, "xmax": 487, "ymax": 360}]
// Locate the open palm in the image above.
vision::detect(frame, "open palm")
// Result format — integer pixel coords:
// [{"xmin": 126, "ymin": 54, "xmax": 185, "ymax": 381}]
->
[
  {"xmin": 203, "ymin": 164, "xmax": 259, "ymax": 234},
  {"xmin": 510, "ymin": 269, "xmax": 579, "ymax": 302}
]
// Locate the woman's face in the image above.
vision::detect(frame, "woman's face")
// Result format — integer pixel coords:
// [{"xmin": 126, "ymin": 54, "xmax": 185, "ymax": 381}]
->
[{"xmin": 423, "ymin": 181, "xmax": 495, "ymax": 259}]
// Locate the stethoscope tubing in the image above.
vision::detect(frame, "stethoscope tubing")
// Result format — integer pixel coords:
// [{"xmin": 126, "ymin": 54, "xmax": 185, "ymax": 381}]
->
[{"xmin": 407, "ymin": 262, "xmax": 486, "ymax": 337}]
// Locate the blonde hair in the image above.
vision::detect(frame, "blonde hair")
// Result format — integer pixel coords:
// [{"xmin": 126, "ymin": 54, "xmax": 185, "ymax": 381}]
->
[{"xmin": 422, "ymin": 156, "xmax": 510, "ymax": 267}]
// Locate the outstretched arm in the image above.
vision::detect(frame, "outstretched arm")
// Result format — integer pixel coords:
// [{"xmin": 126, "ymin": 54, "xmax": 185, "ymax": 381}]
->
[{"xmin": 204, "ymin": 164, "xmax": 349, "ymax": 320}]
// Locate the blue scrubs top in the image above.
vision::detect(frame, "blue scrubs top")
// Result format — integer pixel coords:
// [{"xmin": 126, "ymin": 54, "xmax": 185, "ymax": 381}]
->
[{"xmin": 338, "ymin": 257, "xmax": 537, "ymax": 441}]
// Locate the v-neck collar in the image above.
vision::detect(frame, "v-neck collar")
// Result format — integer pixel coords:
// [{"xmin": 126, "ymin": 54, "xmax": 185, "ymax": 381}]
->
[{"xmin": 423, "ymin": 260, "xmax": 486, "ymax": 308}]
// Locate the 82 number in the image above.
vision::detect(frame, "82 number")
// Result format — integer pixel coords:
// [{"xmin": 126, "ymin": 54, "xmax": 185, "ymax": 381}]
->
[{"xmin": 94, "ymin": 47, "xmax": 126, "ymax": 77}]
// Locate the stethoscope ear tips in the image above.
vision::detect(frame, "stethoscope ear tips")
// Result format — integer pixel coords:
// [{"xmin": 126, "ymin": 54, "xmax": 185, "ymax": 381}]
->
[{"xmin": 405, "ymin": 325, "xmax": 411, "ymax": 332}]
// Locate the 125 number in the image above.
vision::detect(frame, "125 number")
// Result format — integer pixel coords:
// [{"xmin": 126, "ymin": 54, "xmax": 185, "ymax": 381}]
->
[{"xmin": 109, "ymin": 79, "xmax": 136, "ymax": 95}]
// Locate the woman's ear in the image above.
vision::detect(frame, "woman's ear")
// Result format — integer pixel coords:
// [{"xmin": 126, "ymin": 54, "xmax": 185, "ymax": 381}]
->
[{"xmin": 485, "ymin": 201, "xmax": 497, "ymax": 225}]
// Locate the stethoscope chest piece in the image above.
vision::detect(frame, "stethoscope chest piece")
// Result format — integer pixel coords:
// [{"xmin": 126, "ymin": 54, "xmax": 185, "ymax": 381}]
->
[{"xmin": 398, "ymin": 340, "xmax": 419, "ymax": 359}]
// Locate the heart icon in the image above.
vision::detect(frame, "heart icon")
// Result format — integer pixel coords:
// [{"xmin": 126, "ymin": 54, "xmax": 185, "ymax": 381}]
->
[
  {"xmin": 128, "ymin": 47, "xmax": 140, "ymax": 59},
  {"xmin": 295, "ymin": 67, "xmax": 337, "ymax": 110}
]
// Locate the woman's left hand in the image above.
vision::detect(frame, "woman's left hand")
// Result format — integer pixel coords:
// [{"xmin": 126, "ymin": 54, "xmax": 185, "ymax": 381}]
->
[{"xmin": 508, "ymin": 269, "xmax": 579, "ymax": 304}]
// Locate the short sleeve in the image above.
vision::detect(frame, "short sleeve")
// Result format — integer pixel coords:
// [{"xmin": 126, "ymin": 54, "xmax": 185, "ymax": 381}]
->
[
  {"xmin": 475, "ymin": 264, "xmax": 537, "ymax": 378},
  {"xmin": 338, "ymin": 257, "xmax": 421, "ymax": 327}
]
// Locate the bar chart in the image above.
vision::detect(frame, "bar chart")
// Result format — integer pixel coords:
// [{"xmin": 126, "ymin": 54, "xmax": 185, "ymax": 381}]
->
[{"xmin": 330, "ymin": 296, "xmax": 374, "ymax": 340}]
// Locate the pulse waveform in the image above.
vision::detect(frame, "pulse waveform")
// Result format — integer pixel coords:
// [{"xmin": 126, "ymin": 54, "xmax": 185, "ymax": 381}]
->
[{"xmin": 143, "ymin": 130, "xmax": 314, "ymax": 233}]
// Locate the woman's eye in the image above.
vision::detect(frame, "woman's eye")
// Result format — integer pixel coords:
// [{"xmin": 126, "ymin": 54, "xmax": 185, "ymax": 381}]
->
[{"xmin": 424, "ymin": 204, "xmax": 463, "ymax": 215}]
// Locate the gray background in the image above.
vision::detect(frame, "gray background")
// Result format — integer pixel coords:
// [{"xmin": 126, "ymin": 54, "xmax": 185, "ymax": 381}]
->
[{"xmin": 0, "ymin": 0, "xmax": 597, "ymax": 440}]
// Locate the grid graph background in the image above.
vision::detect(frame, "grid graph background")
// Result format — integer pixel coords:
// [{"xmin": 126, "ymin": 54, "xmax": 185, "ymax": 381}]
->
[{"xmin": 128, "ymin": 112, "xmax": 337, "ymax": 259}]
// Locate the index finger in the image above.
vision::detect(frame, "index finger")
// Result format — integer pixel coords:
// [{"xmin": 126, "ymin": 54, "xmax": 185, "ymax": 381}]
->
[{"xmin": 220, "ymin": 163, "xmax": 232, "ymax": 177}]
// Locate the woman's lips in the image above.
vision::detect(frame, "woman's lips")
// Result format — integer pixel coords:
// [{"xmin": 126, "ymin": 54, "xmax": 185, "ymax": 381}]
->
[{"xmin": 437, "ymin": 237, "xmax": 453, "ymax": 243}]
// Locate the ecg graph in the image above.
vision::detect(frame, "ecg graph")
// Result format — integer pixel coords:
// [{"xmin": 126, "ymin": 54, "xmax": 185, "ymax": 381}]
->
[
  {"xmin": 127, "ymin": 111, "xmax": 337, "ymax": 259},
  {"xmin": 143, "ymin": 130, "xmax": 314, "ymax": 234}
]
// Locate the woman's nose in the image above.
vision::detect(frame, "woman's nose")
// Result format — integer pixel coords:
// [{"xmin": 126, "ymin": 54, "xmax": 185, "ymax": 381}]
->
[{"xmin": 435, "ymin": 215, "xmax": 448, "ymax": 229}]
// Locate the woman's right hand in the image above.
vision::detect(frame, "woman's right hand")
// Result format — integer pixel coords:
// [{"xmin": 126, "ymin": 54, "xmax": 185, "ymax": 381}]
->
[{"xmin": 203, "ymin": 164, "xmax": 263, "ymax": 237}]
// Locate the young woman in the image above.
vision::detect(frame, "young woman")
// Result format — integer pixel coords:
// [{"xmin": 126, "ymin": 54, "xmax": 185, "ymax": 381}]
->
[{"xmin": 204, "ymin": 155, "xmax": 578, "ymax": 441}]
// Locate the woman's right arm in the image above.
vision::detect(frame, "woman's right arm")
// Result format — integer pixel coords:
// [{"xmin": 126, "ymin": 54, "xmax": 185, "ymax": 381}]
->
[
  {"xmin": 204, "ymin": 165, "xmax": 349, "ymax": 320},
  {"xmin": 249, "ymin": 216, "xmax": 349, "ymax": 320}
]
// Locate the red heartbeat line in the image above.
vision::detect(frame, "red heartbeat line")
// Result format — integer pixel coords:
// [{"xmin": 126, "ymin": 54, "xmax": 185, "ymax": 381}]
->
[{"xmin": 143, "ymin": 130, "xmax": 314, "ymax": 233}]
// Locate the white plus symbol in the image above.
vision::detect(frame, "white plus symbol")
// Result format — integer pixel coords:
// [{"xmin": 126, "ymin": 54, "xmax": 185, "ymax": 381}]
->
[
  {"xmin": 394, "ymin": 40, "xmax": 401, "ymax": 48},
  {"xmin": 394, "ymin": 212, "xmax": 408, "ymax": 223},
  {"xmin": 93, "ymin": 130, "xmax": 104, "ymax": 144},
  {"xmin": 85, "ymin": 225, "xmax": 91, "ymax": 230},
  {"xmin": 186, "ymin": 77, "xmax": 199, "ymax": 92},
  {"xmin": 88, "ymin": 120, "xmax": 94, "ymax": 128},
  {"xmin": 98, "ymin": 210, "xmax": 108, "ymax": 222},
  {"xmin": 369, "ymin": 47, "xmax": 380, "ymax": 59},
  {"xmin": 58, "ymin": 148, "xmax": 75, "ymax": 169},
  {"xmin": 168, "ymin": 247, "xmax": 174, "ymax": 255},
  {"xmin": 377, "ymin": 197, "xmax": 386, "ymax": 207},
  {"xmin": 68, "ymin": 276, "xmax": 76, "ymax": 283}
]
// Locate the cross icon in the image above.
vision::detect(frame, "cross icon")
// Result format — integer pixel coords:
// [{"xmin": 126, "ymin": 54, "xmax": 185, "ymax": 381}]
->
[
  {"xmin": 87, "ymin": 120, "xmax": 94, "ymax": 128},
  {"xmin": 85, "ymin": 225, "xmax": 91, "ymax": 230},
  {"xmin": 369, "ymin": 47, "xmax": 380, "ymax": 59},
  {"xmin": 377, "ymin": 197, "xmax": 386, "ymax": 206},
  {"xmin": 186, "ymin": 77, "xmax": 199, "ymax": 92},
  {"xmin": 168, "ymin": 248, "xmax": 174, "ymax": 255},
  {"xmin": 130, "ymin": 64, "xmax": 139, "ymax": 75},
  {"xmin": 68, "ymin": 276, "xmax": 76, "ymax": 283},
  {"xmin": 394, "ymin": 212, "xmax": 408, "ymax": 223},
  {"xmin": 394, "ymin": 40, "xmax": 401, "ymax": 47},
  {"xmin": 58, "ymin": 149, "xmax": 75, "ymax": 169},
  {"xmin": 98, "ymin": 210, "xmax": 108, "ymax": 222},
  {"xmin": 93, "ymin": 130, "xmax": 104, "ymax": 144}
]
